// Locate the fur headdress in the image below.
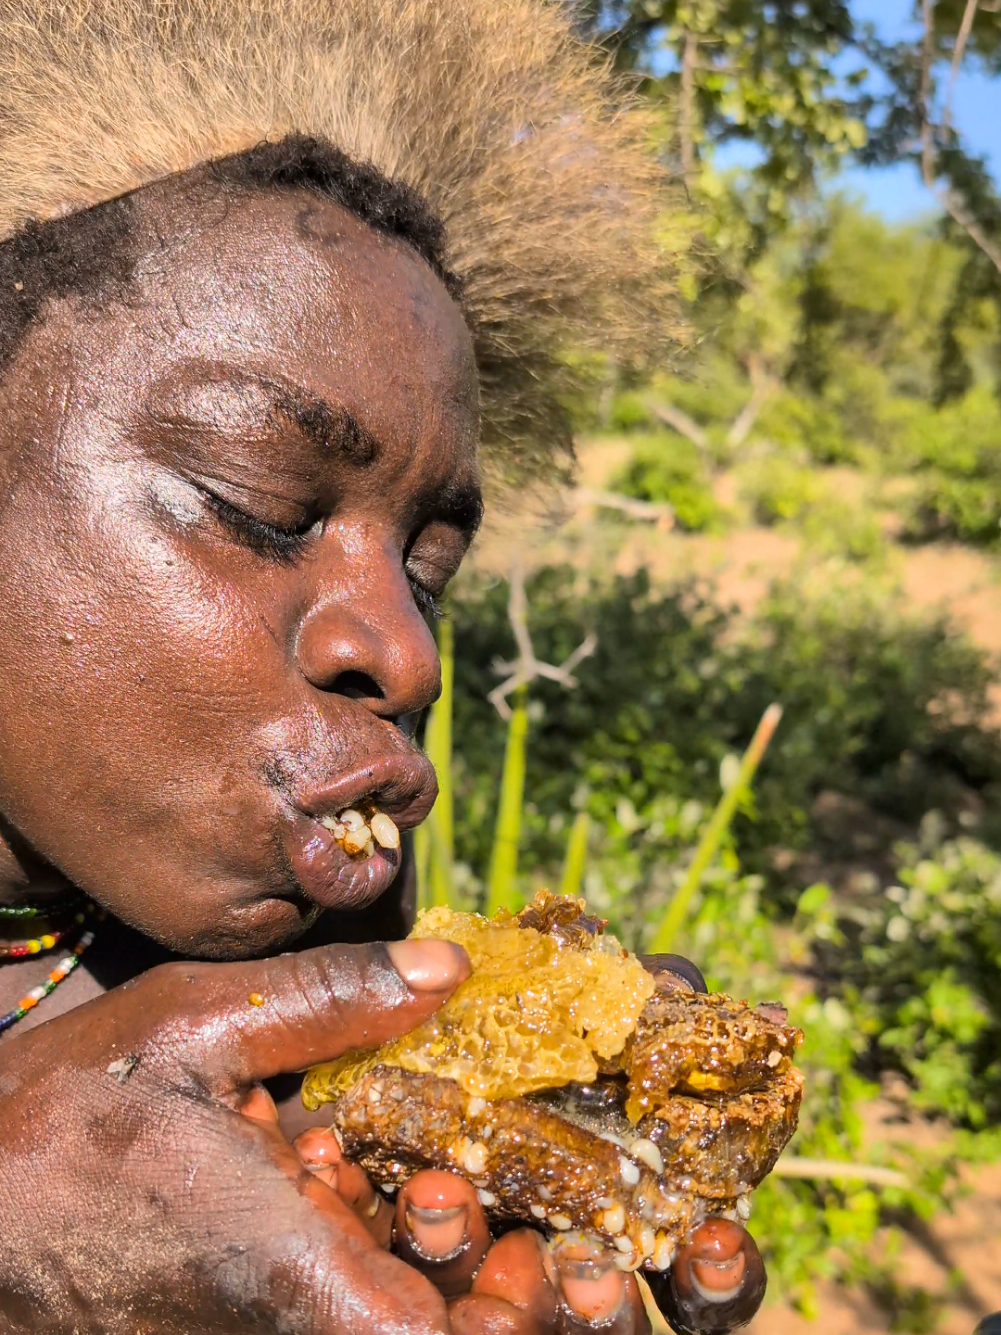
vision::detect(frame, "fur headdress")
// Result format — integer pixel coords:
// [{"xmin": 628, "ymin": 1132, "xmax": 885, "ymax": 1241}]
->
[{"xmin": 0, "ymin": 0, "xmax": 679, "ymax": 476}]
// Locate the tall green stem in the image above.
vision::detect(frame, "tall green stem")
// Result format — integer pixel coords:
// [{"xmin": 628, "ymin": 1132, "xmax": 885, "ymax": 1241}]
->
[
  {"xmin": 428, "ymin": 619, "xmax": 455, "ymax": 907},
  {"xmin": 559, "ymin": 812, "xmax": 591, "ymax": 900},
  {"xmin": 419, "ymin": 619, "xmax": 455, "ymax": 911},
  {"xmin": 486, "ymin": 685, "xmax": 529, "ymax": 915},
  {"xmin": 648, "ymin": 703, "xmax": 783, "ymax": 954}
]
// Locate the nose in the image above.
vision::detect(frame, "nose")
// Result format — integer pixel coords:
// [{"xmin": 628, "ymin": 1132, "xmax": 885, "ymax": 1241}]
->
[{"xmin": 295, "ymin": 541, "xmax": 441, "ymax": 719}]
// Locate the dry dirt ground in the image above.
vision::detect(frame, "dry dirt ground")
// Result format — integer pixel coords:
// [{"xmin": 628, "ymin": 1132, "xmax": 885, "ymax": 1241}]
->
[{"xmin": 475, "ymin": 441, "xmax": 1001, "ymax": 1334}]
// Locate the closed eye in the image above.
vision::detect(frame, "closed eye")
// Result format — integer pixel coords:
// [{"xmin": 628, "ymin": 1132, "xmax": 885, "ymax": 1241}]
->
[
  {"xmin": 407, "ymin": 576, "xmax": 445, "ymax": 621},
  {"xmin": 203, "ymin": 492, "xmax": 319, "ymax": 564}
]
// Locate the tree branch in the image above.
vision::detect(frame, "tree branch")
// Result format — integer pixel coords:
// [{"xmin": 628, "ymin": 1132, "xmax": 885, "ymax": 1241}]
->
[
  {"xmin": 918, "ymin": 0, "xmax": 1001, "ymax": 275},
  {"xmin": 646, "ymin": 399, "xmax": 709, "ymax": 451},
  {"xmin": 679, "ymin": 29, "xmax": 699, "ymax": 181},
  {"xmin": 944, "ymin": 0, "xmax": 979, "ymax": 131},
  {"xmin": 573, "ymin": 487, "xmax": 675, "ymax": 527},
  {"xmin": 726, "ymin": 354, "xmax": 776, "ymax": 449},
  {"xmin": 487, "ymin": 562, "xmax": 597, "ymax": 719},
  {"xmin": 772, "ymin": 1157, "xmax": 907, "ymax": 1189}
]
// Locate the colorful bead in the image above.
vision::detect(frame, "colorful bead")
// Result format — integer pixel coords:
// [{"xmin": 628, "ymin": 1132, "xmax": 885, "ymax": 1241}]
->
[
  {"xmin": 0, "ymin": 928, "xmax": 67, "ymax": 959},
  {"xmin": 0, "ymin": 914, "xmax": 96, "ymax": 1036}
]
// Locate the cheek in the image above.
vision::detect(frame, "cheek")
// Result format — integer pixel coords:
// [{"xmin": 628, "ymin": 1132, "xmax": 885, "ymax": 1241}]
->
[{"xmin": 0, "ymin": 465, "xmax": 285, "ymax": 855}]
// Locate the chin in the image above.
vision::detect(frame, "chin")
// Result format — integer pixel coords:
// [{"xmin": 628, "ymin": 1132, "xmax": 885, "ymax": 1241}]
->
[{"xmin": 149, "ymin": 893, "xmax": 322, "ymax": 960}]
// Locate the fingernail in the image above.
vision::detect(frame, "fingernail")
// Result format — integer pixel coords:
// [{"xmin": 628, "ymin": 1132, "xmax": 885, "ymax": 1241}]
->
[
  {"xmin": 404, "ymin": 1203, "xmax": 469, "ymax": 1261},
  {"xmin": 293, "ymin": 1126, "xmax": 343, "ymax": 1169},
  {"xmin": 387, "ymin": 939, "xmax": 468, "ymax": 992},
  {"xmin": 554, "ymin": 1235, "xmax": 626, "ymax": 1324}
]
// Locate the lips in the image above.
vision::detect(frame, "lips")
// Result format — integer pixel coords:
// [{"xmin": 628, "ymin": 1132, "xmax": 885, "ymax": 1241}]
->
[{"xmin": 281, "ymin": 750, "xmax": 438, "ymax": 911}]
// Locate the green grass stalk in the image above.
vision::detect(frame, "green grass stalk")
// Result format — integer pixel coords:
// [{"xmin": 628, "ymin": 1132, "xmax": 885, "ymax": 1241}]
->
[
  {"xmin": 648, "ymin": 702, "xmax": 783, "ymax": 954},
  {"xmin": 413, "ymin": 822, "xmax": 431, "ymax": 914},
  {"xmin": 559, "ymin": 812, "xmax": 591, "ymax": 900},
  {"xmin": 424, "ymin": 618, "xmax": 455, "ymax": 907},
  {"xmin": 486, "ymin": 685, "xmax": 529, "ymax": 915}
]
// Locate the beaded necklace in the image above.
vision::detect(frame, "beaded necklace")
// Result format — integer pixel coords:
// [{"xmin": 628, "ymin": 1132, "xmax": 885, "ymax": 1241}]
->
[{"xmin": 0, "ymin": 901, "xmax": 97, "ymax": 1036}]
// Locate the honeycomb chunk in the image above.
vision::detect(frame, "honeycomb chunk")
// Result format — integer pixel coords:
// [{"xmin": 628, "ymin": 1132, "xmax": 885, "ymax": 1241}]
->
[{"xmin": 302, "ymin": 901, "xmax": 655, "ymax": 1107}]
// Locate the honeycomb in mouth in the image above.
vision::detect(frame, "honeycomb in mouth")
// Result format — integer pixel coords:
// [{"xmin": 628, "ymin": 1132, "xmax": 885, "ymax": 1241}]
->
[{"xmin": 319, "ymin": 807, "xmax": 400, "ymax": 858}]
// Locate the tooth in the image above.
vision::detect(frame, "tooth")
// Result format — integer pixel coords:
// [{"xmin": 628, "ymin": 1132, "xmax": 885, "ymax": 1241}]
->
[
  {"xmin": 320, "ymin": 815, "xmax": 340, "ymax": 832},
  {"xmin": 342, "ymin": 826, "xmax": 372, "ymax": 855},
  {"xmin": 370, "ymin": 812, "xmax": 401, "ymax": 850},
  {"xmin": 339, "ymin": 809, "xmax": 366, "ymax": 831}
]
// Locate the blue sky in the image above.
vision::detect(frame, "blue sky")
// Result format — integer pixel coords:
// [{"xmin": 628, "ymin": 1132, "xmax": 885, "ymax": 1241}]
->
[
  {"xmin": 840, "ymin": 0, "xmax": 1001, "ymax": 219},
  {"xmin": 705, "ymin": 0, "xmax": 1000, "ymax": 219}
]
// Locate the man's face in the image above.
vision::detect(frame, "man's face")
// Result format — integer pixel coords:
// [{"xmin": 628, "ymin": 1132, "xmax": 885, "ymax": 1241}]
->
[{"xmin": 0, "ymin": 185, "xmax": 481, "ymax": 956}]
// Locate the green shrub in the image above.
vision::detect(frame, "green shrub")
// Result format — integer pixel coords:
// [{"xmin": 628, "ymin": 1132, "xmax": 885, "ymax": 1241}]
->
[
  {"xmin": 758, "ymin": 392, "xmax": 857, "ymax": 465},
  {"xmin": 607, "ymin": 389, "xmax": 652, "ymax": 432},
  {"xmin": 740, "ymin": 455, "xmax": 824, "ymax": 525},
  {"xmin": 448, "ymin": 566, "xmax": 1001, "ymax": 901},
  {"xmin": 894, "ymin": 387, "xmax": 1001, "ymax": 546},
  {"xmin": 610, "ymin": 433, "xmax": 724, "ymax": 532},
  {"xmin": 851, "ymin": 829, "xmax": 1001, "ymax": 1127}
]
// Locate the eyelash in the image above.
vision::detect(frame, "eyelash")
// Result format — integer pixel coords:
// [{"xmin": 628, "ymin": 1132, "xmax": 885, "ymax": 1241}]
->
[
  {"xmin": 205, "ymin": 491, "xmax": 447, "ymax": 617},
  {"xmin": 205, "ymin": 493, "xmax": 313, "ymax": 564},
  {"xmin": 408, "ymin": 579, "xmax": 445, "ymax": 621}
]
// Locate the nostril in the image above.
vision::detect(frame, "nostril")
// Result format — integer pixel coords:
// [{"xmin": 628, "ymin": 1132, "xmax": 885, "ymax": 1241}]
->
[{"xmin": 330, "ymin": 670, "xmax": 385, "ymax": 701}]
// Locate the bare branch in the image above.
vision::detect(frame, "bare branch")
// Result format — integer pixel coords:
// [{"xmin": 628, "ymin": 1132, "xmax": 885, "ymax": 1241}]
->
[
  {"xmin": 772, "ymin": 1157, "xmax": 907, "ymax": 1189},
  {"xmin": 679, "ymin": 29, "xmax": 698, "ymax": 181},
  {"xmin": 487, "ymin": 563, "xmax": 597, "ymax": 718},
  {"xmin": 936, "ymin": 185, "xmax": 1001, "ymax": 273},
  {"xmin": 574, "ymin": 487, "xmax": 675, "ymax": 527},
  {"xmin": 918, "ymin": 0, "xmax": 1001, "ymax": 275},
  {"xmin": 944, "ymin": 0, "xmax": 979, "ymax": 130},
  {"xmin": 726, "ymin": 354, "xmax": 777, "ymax": 450},
  {"xmin": 646, "ymin": 399, "xmax": 709, "ymax": 451},
  {"xmin": 920, "ymin": 0, "xmax": 937, "ymax": 193}
]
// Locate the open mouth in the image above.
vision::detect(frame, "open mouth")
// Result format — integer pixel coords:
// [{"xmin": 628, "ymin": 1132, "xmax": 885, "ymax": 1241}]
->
[
  {"xmin": 280, "ymin": 751, "xmax": 437, "ymax": 912},
  {"xmin": 317, "ymin": 804, "xmax": 401, "ymax": 859}
]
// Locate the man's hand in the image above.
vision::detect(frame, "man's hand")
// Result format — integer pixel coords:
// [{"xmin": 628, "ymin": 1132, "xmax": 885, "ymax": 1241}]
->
[{"xmin": 0, "ymin": 939, "xmax": 657, "ymax": 1333}]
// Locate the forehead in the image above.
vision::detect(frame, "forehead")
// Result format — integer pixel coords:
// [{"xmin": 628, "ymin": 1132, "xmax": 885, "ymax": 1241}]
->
[{"xmin": 26, "ymin": 185, "xmax": 480, "ymax": 476}]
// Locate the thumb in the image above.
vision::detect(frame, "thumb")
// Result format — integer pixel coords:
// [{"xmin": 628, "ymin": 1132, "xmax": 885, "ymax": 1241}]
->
[{"xmin": 135, "ymin": 938, "xmax": 469, "ymax": 1090}]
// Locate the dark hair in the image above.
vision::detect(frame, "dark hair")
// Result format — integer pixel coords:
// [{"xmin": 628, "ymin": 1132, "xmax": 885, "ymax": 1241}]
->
[{"xmin": 0, "ymin": 133, "xmax": 459, "ymax": 374}]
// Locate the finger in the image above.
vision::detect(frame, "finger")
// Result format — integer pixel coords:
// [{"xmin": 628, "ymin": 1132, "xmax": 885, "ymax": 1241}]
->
[
  {"xmin": 448, "ymin": 1295, "xmax": 541, "ymax": 1335},
  {"xmin": 639, "ymin": 955, "xmax": 708, "ymax": 995},
  {"xmin": 293, "ymin": 1126, "xmax": 394, "ymax": 1246},
  {"xmin": 132, "ymin": 937, "xmax": 469, "ymax": 1089},
  {"xmin": 551, "ymin": 1234, "xmax": 651, "ymax": 1335},
  {"xmin": 227, "ymin": 1114, "xmax": 454, "ymax": 1334},
  {"xmin": 236, "ymin": 1082, "xmax": 281, "ymax": 1127},
  {"xmin": 470, "ymin": 1229, "xmax": 558, "ymax": 1329},
  {"xmin": 294, "ymin": 1125, "xmax": 343, "ymax": 1188},
  {"xmin": 395, "ymin": 1170, "xmax": 491, "ymax": 1298},
  {"xmin": 336, "ymin": 1159, "xmax": 395, "ymax": 1248},
  {"xmin": 644, "ymin": 1219, "xmax": 766, "ymax": 1334}
]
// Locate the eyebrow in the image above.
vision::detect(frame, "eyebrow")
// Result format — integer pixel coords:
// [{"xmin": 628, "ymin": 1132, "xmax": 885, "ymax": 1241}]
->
[{"xmin": 269, "ymin": 384, "xmax": 381, "ymax": 467}]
